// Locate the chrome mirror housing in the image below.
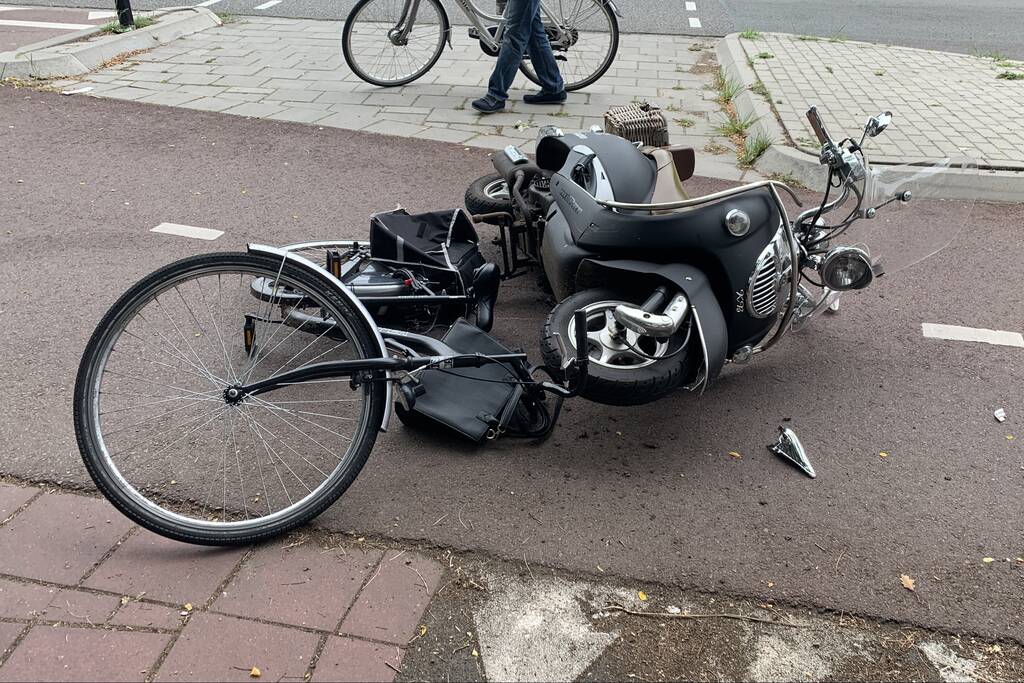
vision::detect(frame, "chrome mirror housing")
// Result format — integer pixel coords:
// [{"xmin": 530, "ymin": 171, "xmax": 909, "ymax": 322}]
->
[
  {"xmin": 864, "ymin": 111, "xmax": 892, "ymax": 138},
  {"xmin": 768, "ymin": 427, "xmax": 816, "ymax": 478}
]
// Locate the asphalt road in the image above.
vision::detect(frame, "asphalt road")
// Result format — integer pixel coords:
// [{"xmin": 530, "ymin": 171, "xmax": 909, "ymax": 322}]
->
[
  {"xmin": 4, "ymin": 0, "xmax": 1023, "ymax": 57},
  {"xmin": 2, "ymin": 87, "xmax": 1023, "ymax": 644}
]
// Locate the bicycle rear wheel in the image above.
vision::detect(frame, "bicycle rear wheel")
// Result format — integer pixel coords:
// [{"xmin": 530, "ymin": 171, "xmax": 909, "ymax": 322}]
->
[
  {"xmin": 342, "ymin": 0, "xmax": 449, "ymax": 87},
  {"xmin": 73, "ymin": 252, "xmax": 387, "ymax": 545},
  {"xmin": 519, "ymin": 0, "xmax": 619, "ymax": 91}
]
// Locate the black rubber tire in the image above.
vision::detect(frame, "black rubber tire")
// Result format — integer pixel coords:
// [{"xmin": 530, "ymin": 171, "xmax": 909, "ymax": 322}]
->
[
  {"xmin": 465, "ymin": 173, "xmax": 514, "ymax": 221},
  {"xmin": 518, "ymin": 2, "xmax": 620, "ymax": 92},
  {"xmin": 73, "ymin": 252, "xmax": 387, "ymax": 546},
  {"xmin": 540, "ymin": 288, "xmax": 688, "ymax": 406},
  {"xmin": 342, "ymin": 0, "xmax": 449, "ymax": 87}
]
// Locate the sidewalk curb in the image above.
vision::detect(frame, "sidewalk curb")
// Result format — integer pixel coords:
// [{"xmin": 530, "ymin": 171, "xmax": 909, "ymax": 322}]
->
[
  {"xmin": 716, "ymin": 32, "xmax": 1024, "ymax": 203},
  {"xmin": 0, "ymin": 8, "xmax": 221, "ymax": 80}
]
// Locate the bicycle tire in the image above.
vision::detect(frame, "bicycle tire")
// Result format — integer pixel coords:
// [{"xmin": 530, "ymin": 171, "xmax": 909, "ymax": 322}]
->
[
  {"xmin": 342, "ymin": 0, "xmax": 450, "ymax": 87},
  {"xmin": 519, "ymin": 0, "xmax": 619, "ymax": 92},
  {"xmin": 73, "ymin": 252, "xmax": 387, "ymax": 546}
]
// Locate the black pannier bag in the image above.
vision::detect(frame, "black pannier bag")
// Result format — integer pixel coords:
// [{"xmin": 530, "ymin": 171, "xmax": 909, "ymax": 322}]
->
[
  {"xmin": 394, "ymin": 319, "xmax": 526, "ymax": 443},
  {"xmin": 370, "ymin": 208, "xmax": 485, "ymax": 290}
]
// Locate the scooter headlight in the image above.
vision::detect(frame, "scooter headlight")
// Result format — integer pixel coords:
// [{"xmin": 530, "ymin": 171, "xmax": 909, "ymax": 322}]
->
[{"xmin": 820, "ymin": 247, "xmax": 873, "ymax": 291}]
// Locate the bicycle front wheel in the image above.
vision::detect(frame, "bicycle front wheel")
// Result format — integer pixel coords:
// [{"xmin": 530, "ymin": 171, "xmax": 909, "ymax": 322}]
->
[
  {"xmin": 342, "ymin": 0, "xmax": 449, "ymax": 87},
  {"xmin": 519, "ymin": 0, "xmax": 619, "ymax": 91},
  {"xmin": 73, "ymin": 252, "xmax": 387, "ymax": 545}
]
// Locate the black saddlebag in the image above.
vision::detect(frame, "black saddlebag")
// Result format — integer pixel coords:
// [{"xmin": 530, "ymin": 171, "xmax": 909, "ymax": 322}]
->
[
  {"xmin": 370, "ymin": 208, "xmax": 485, "ymax": 289},
  {"xmin": 395, "ymin": 319, "xmax": 524, "ymax": 443}
]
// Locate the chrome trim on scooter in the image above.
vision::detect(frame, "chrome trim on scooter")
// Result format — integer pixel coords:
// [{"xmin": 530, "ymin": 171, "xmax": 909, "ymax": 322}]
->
[
  {"xmin": 592, "ymin": 180, "xmax": 802, "ymax": 211},
  {"xmin": 683, "ymin": 305, "xmax": 711, "ymax": 395},
  {"xmin": 247, "ymin": 243, "xmax": 394, "ymax": 432}
]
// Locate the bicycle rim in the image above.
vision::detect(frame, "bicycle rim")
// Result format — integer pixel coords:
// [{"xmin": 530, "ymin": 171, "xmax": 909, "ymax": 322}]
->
[
  {"xmin": 75, "ymin": 254, "xmax": 381, "ymax": 541},
  {"xmin": 343, "ymin": 0, "xmax": 447, "ymax": 87},
  {"xmin": 520, "ymin": 0, "xmax": 618, "ymax": 91}
]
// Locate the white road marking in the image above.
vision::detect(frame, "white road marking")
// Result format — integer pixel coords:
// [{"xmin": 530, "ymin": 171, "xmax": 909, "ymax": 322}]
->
[
  {"xmin": 196, "ymin": 0, "xmax": 223, "ymax": 6},
  {"xmin": 685, "ymin": 1, "xmax": 696, "ymax": 10},
  {"xmin": 0, "ymin": 18, "xmax": 93, "ymax": 29},
  {"xmin": 151, "ymin": 222, "xmax": 224, "ymax": 241},
  {"xmin": 0, "ymin": 6, "xmax": 29, "ymax": 12},
  {"xmin": 87, "ymin": 10, "xmax": 115, "ymax": 19},
  {"xmin": 253, "ymin": 0, "xmax": 282, "ymax": 9},
  {"xmin": 688, "ymin": 16, "xmax": 701, "ymax": 28},
  {"xmin": 921, "ymin": 323, "xmax": 1024, "ymax": 348}
]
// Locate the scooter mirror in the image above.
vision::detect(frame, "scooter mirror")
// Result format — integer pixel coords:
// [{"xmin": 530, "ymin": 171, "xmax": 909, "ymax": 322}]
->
[
  {"xmin": 864, "ymin": 111, "xmax": 892, "ymax": 138},
  {"xmin": 768, "ymin": 427, "xmax": 816, "ymax": 478}
]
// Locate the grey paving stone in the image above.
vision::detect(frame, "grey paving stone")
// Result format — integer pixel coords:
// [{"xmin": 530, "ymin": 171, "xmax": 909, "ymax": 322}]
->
[
  {"xmin": 212, "ymin": 75, "xmax": 270, "ymax": 88},
  {"xmin": 169, "ymin": 73, "xmax": 222, "ymax": 86},
  {"xmin": 417, "ymin": 127, "xmax": 477, "ymax": 144},
  {"xmin": 222, "ymin": 101, "xmax": 288, "ymax": 118},
  {"xmin": 137, "ymin": 91, "xmax": 203, "ymax": 107},
  {"xmin": 101, "ymin": 86, "xmax": 153, "ymax": 101},
  {"xmin": 264, "ymin": 88, "xmax": 322, "ymax": 103},
  {"xmin": 361, "ymin": 120, "xmax": 427, "ymax": 137},
  {"xmin": 268, "ymin": 107, "xmax": 333, "ymax": 124},
  {"xmin": 178, "ymin": 97, "xmax": 236, "ymax": 112}
]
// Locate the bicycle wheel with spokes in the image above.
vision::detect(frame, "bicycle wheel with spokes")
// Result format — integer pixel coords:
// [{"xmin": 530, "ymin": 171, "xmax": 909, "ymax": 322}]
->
[
  {"xmin": 73, "ymin": 252, "xmax": 387, "ymax": 546},
  {"xmin": 519, "ymin": 0, "xmax": 619, "ymax": 91},
  {"xmin": 342, "ymin": 0, "xmax": 449, "ymax": 87}
]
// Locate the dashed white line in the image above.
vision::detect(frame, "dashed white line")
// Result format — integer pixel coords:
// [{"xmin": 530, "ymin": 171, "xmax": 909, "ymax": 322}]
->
[
  {"xmin": 195, "ymin": 0, "xmax": 223, "ymax": 6},
  {"xmin": 0, "ymin": 18, "xmax": 93, "ymax": 29},
  {"xmin": 0, "ymin": 6, "xmax": 29, "ymax": 12},
  {"xmin": 921, "ymin": 323, "xmax": 1024, "ymax": 348},
  {"xmin": 151, "ymin": 222, "xmax": 224, "ymax": 241},
  {"xmin": 253, "ymin": 0, "xmax": 282, "ymax": 9},
  {"xmin": 685, "ymin": 1, "xmax": 696, "ymax": 10},
  {"xmin": 688, "ymin": 16, "xmax": 701, "ymax": 28}
]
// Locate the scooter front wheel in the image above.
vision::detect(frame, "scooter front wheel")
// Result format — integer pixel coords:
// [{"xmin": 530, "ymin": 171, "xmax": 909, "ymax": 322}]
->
[
  {"xmin": 73, "ymin": 252, "xmax": 387, "ymax": 545},
  {"xmin": 540, "ymin": 288, "xmax": 690, "ymax": 406}
]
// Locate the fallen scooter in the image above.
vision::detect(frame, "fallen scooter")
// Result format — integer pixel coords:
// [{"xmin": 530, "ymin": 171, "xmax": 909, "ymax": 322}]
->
[{"xmin": 72, "ymin": 107, "xmax": 976, "ymax": 544}]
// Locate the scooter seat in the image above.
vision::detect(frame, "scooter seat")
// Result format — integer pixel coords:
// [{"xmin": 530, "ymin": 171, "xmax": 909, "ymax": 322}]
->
[{"xmin": 643, "ymin": 145, "xmax": 695, "ymax": 212}]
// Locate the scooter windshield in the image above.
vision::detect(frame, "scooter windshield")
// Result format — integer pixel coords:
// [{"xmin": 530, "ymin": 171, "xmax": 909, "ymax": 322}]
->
[{"xmin": 854, "ymin": 156, "xmax": 978, "ymax": 276}]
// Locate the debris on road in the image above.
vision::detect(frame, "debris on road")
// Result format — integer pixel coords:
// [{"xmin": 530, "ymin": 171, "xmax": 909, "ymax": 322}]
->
[
  {"xmin": 994, "ymin": 408, "xmax": 1007, "ymax": 422},
  {"xmin": 60, "ymin": 86, "xmax": 94, "ymax": 96},
  {"xmin": 900, "ymin": 574, "xmax": 916, "ymax": 591}
]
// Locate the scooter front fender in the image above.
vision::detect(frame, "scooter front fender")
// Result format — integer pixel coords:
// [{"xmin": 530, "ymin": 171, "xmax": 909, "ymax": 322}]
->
[
  {"xmin": 576, "ymin": 259, "xmax": 727, "ymax": 393},
  {"xmin": 247, "ymin": 243, "xmax": 394, "ymax": 432}
]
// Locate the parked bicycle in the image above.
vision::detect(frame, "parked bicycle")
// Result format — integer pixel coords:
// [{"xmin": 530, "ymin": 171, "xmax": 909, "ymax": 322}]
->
[{"xmin": 342, "ymin": 0, "xmax": 622, "ymax": 90}]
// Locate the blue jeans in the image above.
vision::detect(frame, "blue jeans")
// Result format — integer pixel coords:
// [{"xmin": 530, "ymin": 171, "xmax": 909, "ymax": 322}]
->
[{"xmin": 487, "ymin": 0, "xmax": 564, "ymax": 101}]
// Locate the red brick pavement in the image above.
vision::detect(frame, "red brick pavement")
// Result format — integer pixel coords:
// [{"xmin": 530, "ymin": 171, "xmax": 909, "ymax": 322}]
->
[{"xmin": 0, "ymin": 483, "xmax": 444, "ymax": 682}]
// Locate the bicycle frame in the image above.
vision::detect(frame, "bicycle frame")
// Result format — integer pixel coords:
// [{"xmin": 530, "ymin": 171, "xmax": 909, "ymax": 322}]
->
[{"xmin": 393, "ymin": 0, "xmax": 592, "ymax": 51}]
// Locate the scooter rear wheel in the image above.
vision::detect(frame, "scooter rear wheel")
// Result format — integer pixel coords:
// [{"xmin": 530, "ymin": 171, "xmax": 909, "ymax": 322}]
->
[{"xmin": 540, "ymin": 288, "xmax": 689, "ymax": 406}]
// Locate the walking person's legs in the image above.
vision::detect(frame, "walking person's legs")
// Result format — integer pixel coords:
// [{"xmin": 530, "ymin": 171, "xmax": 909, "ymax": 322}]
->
[
  {"xmin": 472, "ymin": 0, "xmax": 535, "ymax": 112},
  {"xmin": 472, "ymin": 0, "xmax": 565, "ymax": 112},
  {"xmin": 522, "ymin": 10, "xmax": 565, "ymax": 103}
]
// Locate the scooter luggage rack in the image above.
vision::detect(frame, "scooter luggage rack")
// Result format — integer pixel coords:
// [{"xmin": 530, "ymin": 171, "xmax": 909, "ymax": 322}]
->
[
  {"xmin": 471, "ymin": 211, "xmax": 537, "ymax": 280},
  {"xmin": 591, "ymin": 179, "xmax": 804, "ymax": 354}
]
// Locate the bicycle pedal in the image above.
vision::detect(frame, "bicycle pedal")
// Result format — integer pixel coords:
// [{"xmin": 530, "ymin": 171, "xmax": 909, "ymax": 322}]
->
[{"xmin": 467, "ymin": 27, "xmax": 480, "ymax": 39}]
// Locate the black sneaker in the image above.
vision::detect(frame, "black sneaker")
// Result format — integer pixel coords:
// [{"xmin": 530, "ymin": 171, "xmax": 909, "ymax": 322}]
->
[
  {"xmin": 523, "ymin": 90, "xmax": 567, "ymax": 104},
  {"xmin": 471, "ymin": 95, "xmax": 505, "ymax": 113}
]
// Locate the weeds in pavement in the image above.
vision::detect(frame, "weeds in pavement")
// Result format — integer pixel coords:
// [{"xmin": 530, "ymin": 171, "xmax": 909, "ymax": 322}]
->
[
  {"xmin": 750, "ymin": 80, "xmax": 769, "ymax": 98},
  {"xmin": 216, "ymin": 13, "xmax": 241, "ymax": 23},
  {"xmin": 874, "ymin": 69, "xmax": 886, "ymax": 76},
  {"xmin": 101, "ymin": 16, "xmax": 156, "ymax": 34},
  {"xmin": 739, "ymin": 131, "xmax": 773, "ymax": 166},
  {"xmin": 715, "ymin": 112, "xmax": 758, "ymax": 137},
  {"xmin": 766, "ymin": 172, "xmax": 807, "ymax": 189},
  {"xmin": 713, "ymin": 69, "xmax": 742, "ymax": 106},
  {"xmin": 663, "ymin": 103, "xmax": 681, "ymax": 112},
  {"xmin": 796, "ymin": 35, "xmax": 821, "ymax": 41},
  {"xmin": 985, "ymin": 51, "xmax": 1009, "ymax": 61},
  {"xmin": 703, "ymin": 141, "xmax": 731, "ymax": 155},
  {"xmin": 673, "ymin": 117, "xmax": 695, "ymax": 128},
  {"xmin": 739, "ymin": 29, "xmax": 762, "ymax": 40},
  {"xmin": 997, "ymin": 71, "xmax": 1024, "ymax": 80},
  {"xmin": 756, "ymin": 52, "xmax": 774, "ymax": 59},
  {"xmin": 828, "ymin": 26, "xmax": 848, "ymax": 43}
]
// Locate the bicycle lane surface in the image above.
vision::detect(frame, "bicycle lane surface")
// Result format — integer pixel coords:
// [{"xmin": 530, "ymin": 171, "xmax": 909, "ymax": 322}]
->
[{"xmin": 1, "ymin": 86, "xmax": 1022, "ymax": 644}]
